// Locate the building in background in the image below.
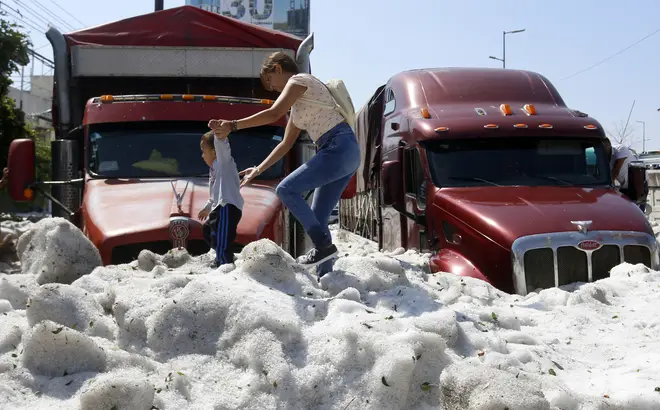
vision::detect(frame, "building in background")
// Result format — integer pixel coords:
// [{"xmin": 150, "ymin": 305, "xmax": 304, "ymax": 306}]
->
[
  {"xmin": 8, "ymin": 75, "xmax": 55, "ymax": 140},
  {"xmin": 186, "ymin": 0, "xmax": 310, "ymax": 39}
]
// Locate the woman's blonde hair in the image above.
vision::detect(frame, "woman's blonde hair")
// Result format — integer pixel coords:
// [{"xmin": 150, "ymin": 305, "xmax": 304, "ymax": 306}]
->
[{"xmin": 260, "ymin": 51, "xmax": 299, "ymax": 85}]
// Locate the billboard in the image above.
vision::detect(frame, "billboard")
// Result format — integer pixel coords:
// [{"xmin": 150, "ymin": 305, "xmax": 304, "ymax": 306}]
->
[{"xmin": 186, "ymin": 0, "xmax": 310, "ymax": 39}]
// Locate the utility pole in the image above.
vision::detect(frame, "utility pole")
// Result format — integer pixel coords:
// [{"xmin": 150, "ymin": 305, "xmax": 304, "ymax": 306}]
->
[
  {"xmin": 19, "ymin": 64, "xmax": 24, "ymax": 110},
  {"xmin": 155, "ymin": 0, "xmax": 163, "ymax": 11},
  {"xmin": 489, "ymin": 29, "xmax": 525, "ymax": 68},
  {"xmin": 621, "ymin": 100, "xmax": 635, "ymax": 143},
  {"xmin": 636, "ymin": 120, "xmax": 648, "ymax": 153}
]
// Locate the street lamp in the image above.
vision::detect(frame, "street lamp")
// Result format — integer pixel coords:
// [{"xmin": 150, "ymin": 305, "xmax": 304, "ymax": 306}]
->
[
  {"xmin": 489, "ymin": 29, "xmax": 526, "ymax": 69},
  {"xmin": 637, "ymin": 120, "xmax": 648, "ymax": 153}
]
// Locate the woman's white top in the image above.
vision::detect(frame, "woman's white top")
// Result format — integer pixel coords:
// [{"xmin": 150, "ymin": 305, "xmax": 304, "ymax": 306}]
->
[{"xmin": 289, "ymin": 73, "xmax": 345, "ymax": 142}]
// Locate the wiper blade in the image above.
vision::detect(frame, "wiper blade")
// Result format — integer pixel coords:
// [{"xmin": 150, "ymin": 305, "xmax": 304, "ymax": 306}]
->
[
  {"xmin": 449, "ymin": 177, "xmax": 501, "ymax": 187},
  {"xmin": 530, "ymin": 175, "xmax": 572, "ymax": 186}
]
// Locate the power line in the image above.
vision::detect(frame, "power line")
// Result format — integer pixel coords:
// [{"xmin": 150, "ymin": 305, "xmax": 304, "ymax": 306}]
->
[
  {"xmin": 33, "ymin": 43, "xmax": 50, "ymax": 51},
  {"xmin": 31, "ymin": 0, "xmax": 76, "ymax": 30},
  {"xmin": 0, "ymin": 3, "xmax": 46, "ymax": 33},
  {"xmin": 25, "ymin": 0, "xmax": 76, "ymax": 31},
  {"xmin": 561, "ymin": 27, "xmax": 660, "ymax": 81},
  {"xmin": 47, "ymin": 0, "xmax": 85, "ymax": 27},
  {"xmin": 29, "ymin": 48, "xmax": 54, "ymax": 66},
  {"xmin": 0, "ymin": 4, "xmax": 55, "ymax": 62},
  {"xmin": 8, "ymin": 0, "xmax": 52, "ymax": 29},
  {"xmin": 9, "ymin": 0, "xmax": 76, "ymax": 32}
]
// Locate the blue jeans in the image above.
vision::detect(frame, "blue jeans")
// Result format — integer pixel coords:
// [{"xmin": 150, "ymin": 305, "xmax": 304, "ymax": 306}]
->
[{"xmin": 276, "ymin": 122, "xmax": 360, "ymax": 273}]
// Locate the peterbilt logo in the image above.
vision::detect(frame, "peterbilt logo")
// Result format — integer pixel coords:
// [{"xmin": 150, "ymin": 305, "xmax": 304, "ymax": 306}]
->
[
  {"xmin": 169, "ymin": 216, "xmax": 190, "ymax": 249},
  {"xmin": 577, "ymin": 240, "xmax": 601, "ymax": 251}
]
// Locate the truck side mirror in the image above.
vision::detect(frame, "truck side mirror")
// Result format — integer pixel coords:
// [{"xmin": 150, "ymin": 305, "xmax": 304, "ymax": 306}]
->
[
  {"xmin": 381, "ymin": 160, "xmax": 403, "ymax": 208},
  {"xmin": 7, "ymin": 139, "xmax": 36, "ymax": 202}
]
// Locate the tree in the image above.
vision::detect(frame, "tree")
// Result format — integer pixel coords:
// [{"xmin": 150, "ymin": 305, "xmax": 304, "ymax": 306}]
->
[
  {"xmin": 0, "ymin": 11, "xmax": 33, "ymax": 168},
  {"xmin": 606, "ymin": 120, "xmax": 636, "ymax": 146}
]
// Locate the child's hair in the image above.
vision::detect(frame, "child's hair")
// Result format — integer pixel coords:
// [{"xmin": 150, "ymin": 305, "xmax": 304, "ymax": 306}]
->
[{"xmin": 201, "ymin": 130, "xmax": 215, "ymax": 150}]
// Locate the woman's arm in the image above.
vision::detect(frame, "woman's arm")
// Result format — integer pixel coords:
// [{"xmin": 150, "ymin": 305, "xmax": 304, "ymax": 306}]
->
[
  {"xmin": 211, "ymin": 81, "xmax": 307, "ymax": 136},
  {"xmin": 240, "ymin": 119, "xmax": 301, "ymax": 186},
  {"xmin": 257, "ymin": 118, "xmax": 301, "ymax": 172}
]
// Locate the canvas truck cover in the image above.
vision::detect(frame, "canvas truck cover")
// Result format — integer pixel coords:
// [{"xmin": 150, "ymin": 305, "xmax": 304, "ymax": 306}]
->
[
  {"xmin": 354, "ymin": 85, "xmax": 385, "ymax": 193},
  {"xmin": 64, "ymin": 5, "xmax": 302, "ymax": 51},
  {"xmin": 59, "ymin": 6, "xmax": 303, "ymax": 80}
]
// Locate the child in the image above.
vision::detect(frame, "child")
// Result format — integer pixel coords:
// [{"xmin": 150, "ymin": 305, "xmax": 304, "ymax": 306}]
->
[{"xmin": 199, "ymin": 131, "xmax": 244, "ymax": 267}]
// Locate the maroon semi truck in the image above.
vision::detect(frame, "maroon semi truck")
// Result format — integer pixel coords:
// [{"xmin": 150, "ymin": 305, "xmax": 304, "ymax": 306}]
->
[
  {"xmin": 342, "ymin": 67, "xmax": 658, "ymax": 295},
  {"xmin": 7, "ymin": 6, "xmax": 321, "ymax": 264}
]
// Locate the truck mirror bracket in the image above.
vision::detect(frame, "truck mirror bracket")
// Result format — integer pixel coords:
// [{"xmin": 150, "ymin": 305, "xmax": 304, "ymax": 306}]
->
[{"xmin": 28, "ymin": 178, "xmax": 84, "ymax": 217}]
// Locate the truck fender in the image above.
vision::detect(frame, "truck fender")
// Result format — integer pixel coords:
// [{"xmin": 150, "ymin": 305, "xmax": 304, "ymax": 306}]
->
[{"xmin": 428, "ymin": 248, "xmax": 491, "ymax": 284}]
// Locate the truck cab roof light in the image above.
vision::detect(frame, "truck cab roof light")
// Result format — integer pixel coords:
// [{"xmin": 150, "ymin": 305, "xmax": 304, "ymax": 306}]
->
[
  {"xmin": 484, "ymin": 124, "xmax": 499, "ymax": 129},
  {"xmin": 435, "ymin": 127, "xmax": 449, "ymax": 133},
  {"xmin": 23, "ymin": 188, "xmax": 34, "ymax": 200},
  {"xmin": 513, "ymin": 123, "xmax": 528, "ymax": 128},
  {"xmin": 523, "ymin": 104, "xmax": 536, "ymax": 115},
  {"xmin": 93, "ymin": 94, "xmax": 273, "ymax": 105},
  {"xmin": 538, "ymin": 123, "xmax": 553, "ymax": 129},
  {"xmin": 500, "ymin": 104, "xmax": 512, "ymax": 116},
  {"xmin": 584, "ymin": 124, "xmax": 598, "ymax": 130},
  {"xmin": 421, "ymin": 107, "xmax": 431, "ymax": 119}
]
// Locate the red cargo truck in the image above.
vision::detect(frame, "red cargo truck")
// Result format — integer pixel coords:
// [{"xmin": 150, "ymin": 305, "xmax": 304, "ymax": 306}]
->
[
  {"xmin": 342, "ymin": 67, "xmax": 658, "ymax": 295},
  {"xmin": 7, "ymin": 6, "xmax": 317, "ymax": 264}
]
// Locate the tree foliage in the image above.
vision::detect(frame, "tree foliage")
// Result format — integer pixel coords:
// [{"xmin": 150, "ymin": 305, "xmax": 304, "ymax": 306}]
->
[{"xmin": 0, "ymin": 11, "xmax": 33, "ymax": 167}]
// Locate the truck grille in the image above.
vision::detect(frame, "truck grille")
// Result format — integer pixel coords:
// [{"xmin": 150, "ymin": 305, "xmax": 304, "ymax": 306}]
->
[
  {"xmin": 522, "ymin": 244, "xmax": 651, "ymax": 294},
  {"xmin": 557, "ymin": 246, "xmax": 589, "ymax": 285},
  {"xmin": 592, "ymin": 245, "xmax": 620, "ymax": 281},
  {"xmin": 512, "ymin": 231, "xmax": 658, "ymax": 296},
  {"xmin": 624, "ymin": 245, "xmax": 651, "ymax": 266},
  {"xmin": 523, "ymin": 249, "xmax": 554, "ymax": 290}
]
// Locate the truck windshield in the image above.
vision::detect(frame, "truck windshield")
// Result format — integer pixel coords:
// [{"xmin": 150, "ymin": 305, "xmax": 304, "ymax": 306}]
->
[
  {"xmin": 424, "ymin": 137, "xmax": 610, "ymax": 188},
  {"xmin": 87, "ymin": 123, "xmax": 286, "ymax": 180}
]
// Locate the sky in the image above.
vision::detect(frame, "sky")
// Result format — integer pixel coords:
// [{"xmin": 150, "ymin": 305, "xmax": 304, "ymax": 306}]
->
[{"xmin": 2, "ymin": 0, "xmax": 659, "ymax": 151}]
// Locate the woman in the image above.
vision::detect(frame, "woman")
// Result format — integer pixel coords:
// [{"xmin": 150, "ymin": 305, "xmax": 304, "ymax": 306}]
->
[{"xmin": 209, "ymin": 52, "xmax": 360, "ymax": 270}]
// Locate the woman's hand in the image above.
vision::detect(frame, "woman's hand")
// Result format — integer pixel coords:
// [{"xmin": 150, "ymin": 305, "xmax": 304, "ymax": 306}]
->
[
  {"xmin": 210, "ymin": 120, "xmax": 232, "ymax": 139},
  {"xmin": 239, "ymin": 166, "xmax": 261, "ymax": 187},
  {"xmin": 208, "ymin": 119, "xmax": 223, "ymax": 129}
]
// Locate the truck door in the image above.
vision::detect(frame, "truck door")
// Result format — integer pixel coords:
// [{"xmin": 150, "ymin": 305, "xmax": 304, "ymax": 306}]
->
[{"xmin": 403, "ymin": 145, "xmax": 429, "ymax": 251}]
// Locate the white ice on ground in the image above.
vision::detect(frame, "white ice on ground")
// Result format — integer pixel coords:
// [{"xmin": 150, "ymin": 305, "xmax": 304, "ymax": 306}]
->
[
  {"xmin": 16, "ymin": 218, "xmax": 102, "ymax": 285},
  {"xmin": 0, "ymin": 218, "xmax": 33, "ymax": 274},
  {"xmin": 0, "ymin": 221, "xmax": 660, "ymax": 409}
]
